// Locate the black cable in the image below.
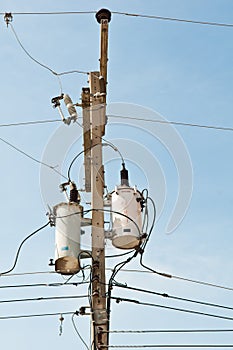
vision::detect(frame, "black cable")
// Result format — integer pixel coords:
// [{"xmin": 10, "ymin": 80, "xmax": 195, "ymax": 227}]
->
[
  {"xmin": 9, "ymin": 23, "xmax": 89, "ymax": 77},
  {"xmin": 107, "ymin": 115, "xmax": 233, "ymax": 132},
  {"xmin": 104, "ymin": 328, "xmax": 233, "ymax": 334},
  {"xmin": 0, "ymin": 311, "xmax": 74, "ymax": 320},
  {"xmin": 71, "ymin": 313, "xmax": 89, "ymax": 350},
  {"xmin": 8, "ymin": 23, "xmax": 89, "ymax": 94},
  {"xmin": 0, "ymin": 221, "xmax": 50, "ymax": 275},
  {"xmin": 106, "ymin": 250, "xmax": 134, "ymax": 258},
  {"xmin": 0, "ymin": 281, "xmax": 89, "ymax": 289},
  {"xmin": 67, "ymin": 127, "xmax": 125, "ymax": 182},
  {"xmin": 111, "ymin": 296, "xmax": 233, "ymax": 322},
  {"xmin": 112, "ymin": 11, "xmax": 233, "ymax": 28},
  {"xmin": 0, "ymin": 295, "xmax": 88, "ymax": 304},
  {"xmin": 138, "ymin": 259, "xmax": 233, "ymax": 292},
  {"xmin": 1, "ymin": 117, "xmax": 233, "ymax": 133},
  {"xmin": 140, "ymin": 196, "xmax": 156, "ymax": 252},
  {"xmin": 2, "ymin": 11, "xmax": 96, "ymax": 15},
  {"xmin": 3, "ymin": 11, "xmax": 233, "ymax": 28},
  {"xmin": 99, "ymin": 345, "xmax": 233, "ymax": 348},
  {"xmin": 67, "ymin": 145, "xmax": 97, "ymax": 182},
  {"xmin": 107, "ymin": 250, "xmax": 140, "ymax": 345},
  {"xmin": 0, "ymin": 136, "xmax": 68, "ymax": 180},
  {"xmin": 113, "ymin": 283, "xmax": 233, "ymax": 312},
  {"xmin": 0, "ymin": 119, "xmax": 61, "ymax": 128}
]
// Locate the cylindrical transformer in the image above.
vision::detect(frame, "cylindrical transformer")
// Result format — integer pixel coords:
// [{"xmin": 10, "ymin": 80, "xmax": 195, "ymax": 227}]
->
[
  {"xmin": 111, "ymin": 185, "xmax": 143, "ymax": 249},
  {"xmin": 54, "ymin": 202, "xmax": 82, "ymax": 275}
]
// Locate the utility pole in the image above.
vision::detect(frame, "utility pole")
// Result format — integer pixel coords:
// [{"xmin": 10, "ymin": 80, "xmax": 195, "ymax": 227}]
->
[{"xmin": 81, "ymin": 8, "xmax": 111, "ymax": 350}]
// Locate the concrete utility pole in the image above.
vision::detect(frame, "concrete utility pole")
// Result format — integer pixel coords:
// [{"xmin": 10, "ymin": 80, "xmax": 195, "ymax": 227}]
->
[{"xmin": 82, "ymin": 9, "xmax": 111, "ymax": 350}]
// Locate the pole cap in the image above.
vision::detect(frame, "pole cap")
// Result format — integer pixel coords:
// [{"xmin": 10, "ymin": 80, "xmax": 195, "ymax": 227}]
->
[{"xmin": 96, "ymin": 9, "xmax": 111, "ymax": 23}]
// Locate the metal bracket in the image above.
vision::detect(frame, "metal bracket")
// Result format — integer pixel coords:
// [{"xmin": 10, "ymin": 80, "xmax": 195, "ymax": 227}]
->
[{"xmin": 4, "ymin": 13, "xmax": 13, "ymax": 27}]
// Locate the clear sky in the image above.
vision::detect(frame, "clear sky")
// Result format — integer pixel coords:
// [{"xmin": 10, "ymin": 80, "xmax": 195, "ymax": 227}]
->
[{"xmin": 0, "ymin": 0, "xmax": 233, "ymax": 349}]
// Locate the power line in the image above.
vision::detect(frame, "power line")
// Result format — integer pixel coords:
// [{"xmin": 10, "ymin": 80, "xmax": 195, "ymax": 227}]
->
[
  {"xmin": 0, "ymin": 136, "xmax": 67, "ymax": 180},
  {"xmin": 9, "ymin": 23, "xmax": 89, "ymax": 77},
  {"xmin": 0, "ymin": 295, "xmax": 88, "ymax": 305},
  {"xmin": 2, "ymin": 11, "xmax": 233, "ymax": 28},
  {"xmin": 1, "ymin": 11, "xmax": 96, "ymax": 15},
  {"xmin": 0, "ymin": 119, "xmax": 61, "ymax": 128},
  {"xmin": 111, "ymin": 296, "xmax": 233, "ymax": 321},
  {"xmin": 105, "ymin": 328, "xmax": 233, "ymax": 334},
  {"xmin": 100, "ymin": 345, "xmax": 233, "ymax": 349},
  {"xmin": 0, "ymin": 222, "xmax": 50, "ymax": 276},
  {"xmin": 72, "ymin": 313, "xmax": 89, "ymax": 350},
  {"xmin": 108, "ymin": 115, "xmax": 233, "ymax": 132},
  {"xmin": 1, "ymin": 116, "xmax": 232, "ymax": 133},
  {"xmin": 112, "ymin": 11, "xmax": 233, "ymax": 28},
  {"xmin": 0, "ymin": 311, "xmax": 74, "ymax": 320},
  {"xmin": 0, "ymin": 270, "xmax": 56, "ymax": 277},
  {"xmin": 0, "ymin": 281, "xmax": 89, "ymax": 289},
  {"xmin": 139, "ymin": 258, "xmax": 233, "ymax": 292},
  {"xmin": 114, "ymin": 283, "xmax": 233, "ymax": 312}
]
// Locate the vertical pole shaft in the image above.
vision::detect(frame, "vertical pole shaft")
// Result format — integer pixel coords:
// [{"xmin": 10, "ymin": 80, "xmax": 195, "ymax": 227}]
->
[{"xmin": 90, "ymin": 9, "xmax": 111, "ymax": 350}]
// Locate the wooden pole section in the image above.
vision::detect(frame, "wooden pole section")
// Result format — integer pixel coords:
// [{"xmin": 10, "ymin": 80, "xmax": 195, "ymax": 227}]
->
[
  {"xmin": 82, "ymin": 87, "xmax": 91, "ymax": 192},
  {"xmin": 90, "ymin": 9, "xmax": 111, "ymax": 350}
]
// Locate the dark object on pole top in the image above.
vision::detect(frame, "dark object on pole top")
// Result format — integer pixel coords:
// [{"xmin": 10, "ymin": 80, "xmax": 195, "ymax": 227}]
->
[{"xmin": 96, "ymin": 9, "xmax": 111, "ymax": 23}]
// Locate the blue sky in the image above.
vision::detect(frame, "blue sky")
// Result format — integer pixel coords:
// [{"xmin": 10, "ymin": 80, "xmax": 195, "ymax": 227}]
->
[{"xmin": 0, "ymin": 1, "xmax": 233, "ymax": 349}]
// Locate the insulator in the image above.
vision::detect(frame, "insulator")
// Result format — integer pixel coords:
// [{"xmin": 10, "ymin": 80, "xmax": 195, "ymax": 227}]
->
[
  {"xmin": 120, "ymin": 163, "xmax": 129, "ymax": 186},
  {"xmin": 64, "ymin": 94, "xmax": 77, "ymax": 119}
]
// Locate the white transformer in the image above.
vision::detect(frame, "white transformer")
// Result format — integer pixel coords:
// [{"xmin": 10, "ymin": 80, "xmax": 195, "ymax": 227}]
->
[
  {"xmin": 111, "ymin": 185, "xmax": 143, "ymax": 249},
  {"xmin": 54, "ymin": 202, "xmax": 82, "ymax": 275}
]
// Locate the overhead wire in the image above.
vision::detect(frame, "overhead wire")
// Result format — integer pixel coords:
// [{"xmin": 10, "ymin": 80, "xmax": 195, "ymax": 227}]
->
[
  {"xmin": 0, "ymin": 136, "xmax": 68, "ymax": 180},
  {"xmin": 99, "ymin": 345, "xmax": 233, "ymax": 349},
  {"xmin": 0, "ymin": 116, "xmax": 232, "ymax": 133},
  {"xmin": 0, "ymin": 295, "xmax": 89, "ymax": 305},
  {"xmin": 111, "ymin": 296, "xmax": 233, "ymax": 322},
  {"xmin": 112, "ymin": 11, "xmax": 233, "ymax": 28},
  {"xmin": 0, "ymin": 281, "xmax": 89, "ymax": 289},
  {"xmin": 0, "ymin": 221, "xmax": 50, "ymax": 275},
  {"xmin": 0, "ymin": 311, "xmax": 74, "ymax": 320},
  {"xmin": 113, "ymin": 283, "xmax": 233, "ymax": 312},
  {"xmin": 7, "ymin": 23, "xmax": 89, "ymax": 94},
  {"xmin": 71, "ymin": 312, "xmax": 89, "ymax": 350},
  {"xmin": 104, "ymin": 328, "xmax": 233, "ymax": 334},
  {"xmin": 106, "ymin": 250, "xmax": 140, "ymax": 344},
  {"xmin": 107, "ymin": 115, "xmax": 233, "ymax": 132},
  {"xmin": 0, "ymin": 119, "xmax": 61, "ymax": 128},
  {"xmin": 2, "ymin": 11, "xmax": 233, "ymax": 28},
  {"xmin": 138, "ymin": 259, "xmax": 233, "ymax": 292}
]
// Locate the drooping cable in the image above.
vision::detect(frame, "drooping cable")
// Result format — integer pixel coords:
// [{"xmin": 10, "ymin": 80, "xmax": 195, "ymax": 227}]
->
[
  {"xmin": 106, "ymin": 250, "xmax": 140, "ymax": 344},
  {"xmin": 67, "ymin": 139, "xmax": 125, "ymax": 182},
  {"xmin": 0, "ymin": 221, "xmax": 50, "ymax": 275},
  {"xmin": 71, "ymin": 313, "xmax": 89, "ymax": 350},
  {"xmin": 8, "ymin": 23, "xmax": 89, "ymax": 94},
  {"xmin": 0, "ymin": 136, "xmax": 68, "ymax": 180}
]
